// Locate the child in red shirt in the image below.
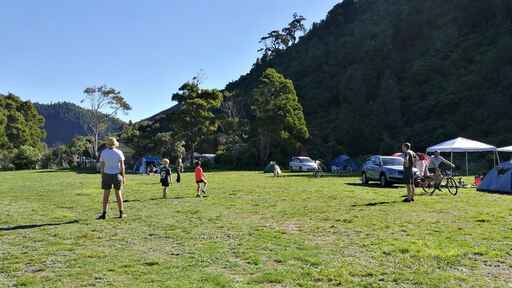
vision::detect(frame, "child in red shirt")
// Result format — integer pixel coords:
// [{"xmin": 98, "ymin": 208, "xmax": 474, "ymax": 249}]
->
[{"xmin": 194, "ymin": 160, "xmax": 208, "ymax": 197}]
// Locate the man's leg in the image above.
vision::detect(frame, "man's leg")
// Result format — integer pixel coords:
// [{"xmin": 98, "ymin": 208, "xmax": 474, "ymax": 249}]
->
[
  {"xmin": 114, "ymin": 189, "xmax": 125, "ymax": 218},
  {"xmin": 97, "ymin": 189, "xmax": 110, "ymax": 219}
]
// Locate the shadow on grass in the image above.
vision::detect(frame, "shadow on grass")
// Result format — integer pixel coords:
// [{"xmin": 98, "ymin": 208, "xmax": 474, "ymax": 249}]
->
[
  {"xmin": 122, "ymin": 196, "xmax": 197, "ymax": 203},
  {"xmin": 345, "ymin": 183, "xmax": 401, "ymax": 189},
  {"xmin": 281, "ymin": 173, "xmax": 353, "ymax": 179},
  {"xmin": 351, "ymin": 201, "xmax": 401, "ymax": 207},
  {"xmin": 34, "ymin": 169, "xmax": 71, "ymax": 174},
  {"xmin": 0, "ymin": 220, "xmax": 79, "ymax": 231}
]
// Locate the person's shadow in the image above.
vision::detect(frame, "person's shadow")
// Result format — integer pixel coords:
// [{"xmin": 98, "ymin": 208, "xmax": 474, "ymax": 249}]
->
[
  {"xmin": 351, "ymin": 201, "xmax": 400, "ymax": 207},
  {"xmin": 0, "ymin": 220, "xmax": 79, "ymax": 231}
]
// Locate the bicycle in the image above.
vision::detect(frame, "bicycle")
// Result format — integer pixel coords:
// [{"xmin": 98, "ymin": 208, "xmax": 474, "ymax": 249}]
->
[{"xmin": 418, "ymin": 170, "xmax": 458, "ymax": 196}]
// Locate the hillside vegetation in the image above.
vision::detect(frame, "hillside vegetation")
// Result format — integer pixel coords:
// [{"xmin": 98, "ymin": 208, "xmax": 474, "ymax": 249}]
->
[
  {"xmin": 225, "ymin": 0, "xmax": 512, "ymax": 159},
  {"xmin": 35, "ymin": 102, "xmax": 124, "ymax": 147}
]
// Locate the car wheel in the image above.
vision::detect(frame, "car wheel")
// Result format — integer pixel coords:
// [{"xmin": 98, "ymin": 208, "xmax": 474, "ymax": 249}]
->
[
  {"xmin": 362, "ymin": 173, "xmax": 369, "ymax": 184},
  {"xmin": 380, "ymin": 174, "xmax": 388, "ymax": 187}
]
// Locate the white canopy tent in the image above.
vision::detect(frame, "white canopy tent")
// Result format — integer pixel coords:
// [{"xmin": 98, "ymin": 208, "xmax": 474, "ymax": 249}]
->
[
  {"xmin": 498, "ymin": 146, "xmax": 512, "ymax": 153},
  {"xmin": 426, "ymin": 137, "xmax": 497, "ymax": 176}
]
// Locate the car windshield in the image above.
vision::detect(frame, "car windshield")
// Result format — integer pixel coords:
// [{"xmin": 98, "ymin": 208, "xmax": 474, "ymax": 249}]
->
[
  {"xmin": 381, "ymin": 158, "xmax": 404, "ymax": 166},
  {"xmin": 298, "ymin": 157, "xmax": 314, "ymax": 163}
]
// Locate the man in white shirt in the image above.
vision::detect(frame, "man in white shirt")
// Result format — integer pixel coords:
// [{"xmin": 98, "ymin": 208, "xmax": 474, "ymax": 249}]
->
[
  {"xmin": 97, "ymin": 137, "xmax": 127, "ymax": 220},
  {"xmin": 429, "ymin": 151, "xmax": 456, "ymax": 187}
]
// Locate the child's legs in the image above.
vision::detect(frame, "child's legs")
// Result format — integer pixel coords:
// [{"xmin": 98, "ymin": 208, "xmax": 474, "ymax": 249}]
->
[{"xmin": 163, "ymin": 187, "xmax": 168, "ymax": 197}]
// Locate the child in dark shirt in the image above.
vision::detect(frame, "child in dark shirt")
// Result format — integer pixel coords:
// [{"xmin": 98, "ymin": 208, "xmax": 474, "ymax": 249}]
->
[{"xmin": 160, "ymin": 159, "xmax": 172, "ymax": 198}]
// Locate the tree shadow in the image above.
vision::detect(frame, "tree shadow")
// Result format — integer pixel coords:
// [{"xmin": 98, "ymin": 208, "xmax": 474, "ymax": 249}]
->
[
  {"xmin": 345, "ymin": 183, "xmax": 401, "ymax": 189},
  {"xmin": 34, "ymin": 169, "xmax": 70, "ymax": 174},
  {"xmin": 281, "ymin": 173, "xmax": 350, "ymax": 179},
  {"xmin": 0, "ymin": 220, "xmax": 79, "ymax": 231}
]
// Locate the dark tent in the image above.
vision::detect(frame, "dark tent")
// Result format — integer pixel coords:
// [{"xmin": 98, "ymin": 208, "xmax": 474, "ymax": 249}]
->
[
  {"xmin": 329, "ymin": 155, "xmax": 359, "ymax": 173},
  {"xmin": 133, "ymin": 156, "xmax": 161, "ymax": 174},
  {"xmin": 478, "ymin": 161, "xmax": 512, "ymax": 194}
]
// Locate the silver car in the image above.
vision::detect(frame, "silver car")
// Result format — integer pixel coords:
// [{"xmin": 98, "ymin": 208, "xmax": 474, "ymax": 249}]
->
[
  {"xmin": 361, "ymin": 156, "xmax": 418, "ymax": 187},
  {"xmin": 289, "ymin": 157, "xmax": 318, "ymax": 172}
]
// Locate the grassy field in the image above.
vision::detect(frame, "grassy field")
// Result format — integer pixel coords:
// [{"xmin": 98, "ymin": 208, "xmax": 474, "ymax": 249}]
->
[{"xmin": 0, "ymin": 170, "xmax": 511, "ymax": 287}]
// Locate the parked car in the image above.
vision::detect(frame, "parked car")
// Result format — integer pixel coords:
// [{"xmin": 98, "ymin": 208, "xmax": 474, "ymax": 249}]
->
[
  {"xmin": 361, "ymin": 156, "xmax": 419, "ymax": 187},
  {"xmin": 289, "ymin": 156, "xmax": 318, "ymax": 172}
]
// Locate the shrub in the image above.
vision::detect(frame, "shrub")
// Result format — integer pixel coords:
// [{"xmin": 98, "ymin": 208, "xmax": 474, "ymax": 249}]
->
[{"xmin": 12, "ymin": 146, "xmax": 41, "ymax": 170}]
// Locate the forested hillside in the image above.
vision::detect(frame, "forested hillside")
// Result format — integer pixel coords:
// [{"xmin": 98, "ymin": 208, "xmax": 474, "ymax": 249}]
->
[
  {"xmin": 225, "ymin": 0, "xmax": 512, "ymax": 159},
  {"xmin": 34, "ymin": 102, "xmax": 124, "ymax": 146}
]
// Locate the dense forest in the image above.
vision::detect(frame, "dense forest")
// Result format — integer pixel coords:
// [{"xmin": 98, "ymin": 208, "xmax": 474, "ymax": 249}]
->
[
  {"xmin": 224, "ymin": 0, "xmax": 512, "ymax": 160},
  {"xmin": 34, "ymin": 102, "xmax": 124, "ymax": 147}
]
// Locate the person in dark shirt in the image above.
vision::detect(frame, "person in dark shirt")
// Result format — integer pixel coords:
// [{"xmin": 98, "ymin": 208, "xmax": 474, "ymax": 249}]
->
[{"xmin": 160, "ymin": 159, "xmax": 172, "ymax": 199}]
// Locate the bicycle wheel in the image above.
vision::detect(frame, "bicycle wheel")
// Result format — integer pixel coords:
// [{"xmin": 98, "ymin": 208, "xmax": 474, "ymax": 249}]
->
[
  {"xmin": 422, "ymin": 179, "xmax": 436, "ymax": 195},
  {"xmin": 445, "ymin": 178, "xmax": 458, "ymax": 196}
]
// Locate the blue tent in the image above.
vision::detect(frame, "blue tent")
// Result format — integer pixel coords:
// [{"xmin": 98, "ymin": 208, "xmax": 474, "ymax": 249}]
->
[
  {"xmin": 478, "ymin": 161, "xmax": 512, "ymax": 194},
  {"xmin": 133, "ymin": 156, "xmax": 161, "ymax": 174},
  {"xmin": 329, "ymin": 155, "xmax": 359, "ymax": 173}
]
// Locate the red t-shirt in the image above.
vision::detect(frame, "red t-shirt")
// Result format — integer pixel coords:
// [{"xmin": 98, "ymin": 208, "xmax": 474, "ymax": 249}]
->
[{"xmin": 195, "ymin": 166, "xmax": 204, "ymax": 181}]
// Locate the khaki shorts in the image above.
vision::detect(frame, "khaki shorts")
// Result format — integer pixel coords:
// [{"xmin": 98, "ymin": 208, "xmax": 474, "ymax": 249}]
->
[{"xmin": 102, "ymin": 173, "xmax": 123, "ymax": 190}]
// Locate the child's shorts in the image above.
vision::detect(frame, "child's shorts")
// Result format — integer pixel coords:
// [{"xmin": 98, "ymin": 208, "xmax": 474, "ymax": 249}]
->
[
  {"xmin": 196, "ymin": 180, "xmax": 206, "ymax": 184},
  {"xmin": 161, "ymin": 180, "xmax": 170, "ymax": 187}
]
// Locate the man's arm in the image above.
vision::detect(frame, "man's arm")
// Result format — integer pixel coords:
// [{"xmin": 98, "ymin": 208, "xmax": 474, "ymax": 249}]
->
[
  {"xmin": 100, "ymin": 161, "xmax": 105, "ymax": 174},
  {"xmin": 442, "ymin": 157, "xmax": 456, "ymax": 168}
]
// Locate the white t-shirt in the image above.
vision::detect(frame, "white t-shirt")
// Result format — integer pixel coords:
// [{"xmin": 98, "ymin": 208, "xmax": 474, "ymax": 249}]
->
[{"xmin": 100, "ymin": 148, "xmax": 125, "ymax": 174}]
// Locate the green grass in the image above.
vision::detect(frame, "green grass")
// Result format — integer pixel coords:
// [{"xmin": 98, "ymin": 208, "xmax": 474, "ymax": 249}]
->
[{"xmin": 1, "ymin": 170, "xmax": 511, "ymax": 287}]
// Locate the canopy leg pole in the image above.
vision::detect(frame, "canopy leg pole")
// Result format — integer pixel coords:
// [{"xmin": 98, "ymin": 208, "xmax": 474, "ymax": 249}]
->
[
  {"xmin": 466, "ymin": 152, "xmax": 469, "ymax": 176},
  {"xmin": 451, "ymin": 152, "xmax": 454, "ymax": 174}
]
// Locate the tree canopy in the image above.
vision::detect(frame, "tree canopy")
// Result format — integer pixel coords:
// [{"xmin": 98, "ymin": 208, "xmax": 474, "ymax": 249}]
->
[
  {"xmin": 250, "ymin": 68, "xmax": 309, "ymax": 164},
  {"xmin": 0, "ymin": 93, "xmax": 46, "ymax": 169}
]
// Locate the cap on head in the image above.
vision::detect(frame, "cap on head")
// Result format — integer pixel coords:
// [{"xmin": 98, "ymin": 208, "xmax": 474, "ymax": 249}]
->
[
  {"xmin": 402, "ymin": 142, "xmax": 411, "ymax": 150},
  {"xmin": 106, "ymin": 137, "xmax": 120, "ymax": 148}
]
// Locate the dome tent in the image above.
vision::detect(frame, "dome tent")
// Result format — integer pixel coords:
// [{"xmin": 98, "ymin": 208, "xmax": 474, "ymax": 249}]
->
[
  {"xmin": 478, "ymin": 161, "xmax": 512, "ymax": 194},
  {"xmin": 133, "ymin": 156, "xmax": 161, "ymax": 174},
  {"xmin": 329, "ymin": 155, "xmax": 359, "ymax": 173}
]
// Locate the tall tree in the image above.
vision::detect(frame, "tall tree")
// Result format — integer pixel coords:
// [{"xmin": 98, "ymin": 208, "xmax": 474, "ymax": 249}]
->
[
  {"xmin": 81, "ymin": 85, "xmax": 131, "ymax": 158},
  {"xmin": 171, "ymin": 78, "xmax": 224, "ymax": 164},
  {"xmin": 0, "ymin": 93, "xmax": 46, "ymax": 152},
  {"xmin": 250, "ymin": 68, "xmax": 309, "ymax": 165},
  {"xmin": 259, "ymin": 13, "xmax": 307, "ymax": 57}
]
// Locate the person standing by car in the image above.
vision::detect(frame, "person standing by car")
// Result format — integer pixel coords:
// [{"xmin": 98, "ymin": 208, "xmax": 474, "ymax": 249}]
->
[
  {"xmin": 402, "ymin": 142, "xmax": 416, "ymax": 203},
  {"xmin": 97, "ymin": 137, "xmax": 127, "ymax": 220}
]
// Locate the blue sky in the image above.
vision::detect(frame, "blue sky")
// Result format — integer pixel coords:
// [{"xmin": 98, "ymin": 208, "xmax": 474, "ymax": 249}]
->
[{"xmin": 1, "ymin": 0, "xmax": 339, "ymax": 121}]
